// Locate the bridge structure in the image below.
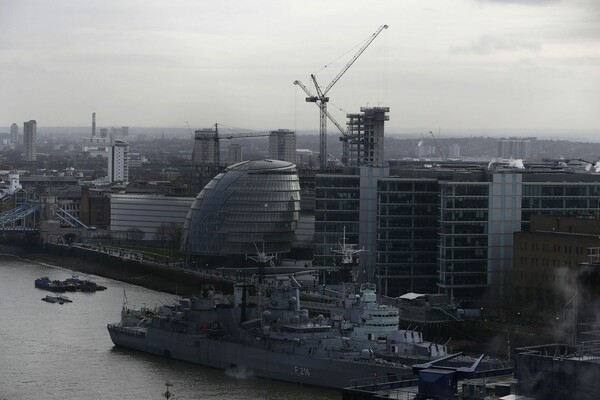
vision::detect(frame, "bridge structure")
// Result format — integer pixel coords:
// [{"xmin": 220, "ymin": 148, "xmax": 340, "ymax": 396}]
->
[
  {"xmin": 0, "ymin": 203, "xmax": 41, "ymax": 232},
  {"xmin": 0, "ymin": 202, "xmax": 95, "ymax": 244}
]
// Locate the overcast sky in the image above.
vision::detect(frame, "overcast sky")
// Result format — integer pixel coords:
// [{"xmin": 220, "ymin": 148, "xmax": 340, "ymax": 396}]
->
[{"xmin": 1, "ymin": 0, "xmax": 599, "ymax": 136}]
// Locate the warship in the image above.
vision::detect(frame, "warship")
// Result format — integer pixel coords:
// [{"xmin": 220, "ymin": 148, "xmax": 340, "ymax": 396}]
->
[
  {"xmin": 107, "ymin": 276, "xmax": 414, "ymax": 389},
  {"xmin": 321, "ymin": 230, "xmax": 449, "ymax": 360},
  {"xmin": 330, "ymin": 282, "xmax": 448, "ymax": 359}
]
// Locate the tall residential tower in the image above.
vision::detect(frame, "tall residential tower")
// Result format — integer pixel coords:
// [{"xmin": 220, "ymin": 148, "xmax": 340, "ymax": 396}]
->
[
  {"xmin": 10, "ymin": 123, "xmax": 19, "ymax": 144},
  {"xmin": 268, "ymin": 129, "xmax": 296, "ymax": 163},
  {"xmin": 108, "ymin": 139, "xmax": 129, "ymax": 183},
  {"xmin": 23, "ymin": 120, "xmax": 37, "ymax": 161}
]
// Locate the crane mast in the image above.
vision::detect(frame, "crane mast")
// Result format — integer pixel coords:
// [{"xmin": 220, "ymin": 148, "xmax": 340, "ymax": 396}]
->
[
  {"xmin": 294, "ymin": 24, "xmax": 388, "ymax": 170},
  {"xmin": 429, "ymin": 130, "xmax": 447, "ymax": 160}
]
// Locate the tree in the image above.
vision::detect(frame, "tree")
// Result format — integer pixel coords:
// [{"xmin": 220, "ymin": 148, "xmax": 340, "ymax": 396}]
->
[
  {"xmin": 126, "ymin": 227, "xmax": 144, "ymax": 244},
  {"xmin": 155, "ymin": 223, "xmax": 183, "ymax": 249}
]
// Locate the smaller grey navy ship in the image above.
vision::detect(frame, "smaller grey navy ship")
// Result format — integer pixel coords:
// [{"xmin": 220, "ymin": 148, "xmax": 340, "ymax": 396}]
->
[
  {"xmin": 331, "ymin": 282, "xmax": 448, "ymax": 359},
  {"xmin": 108, "ymin": 276, "xmax": 413, "ymax": 389}
]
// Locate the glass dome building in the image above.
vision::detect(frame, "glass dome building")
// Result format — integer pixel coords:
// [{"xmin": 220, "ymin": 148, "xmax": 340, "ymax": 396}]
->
[{"xmin": 181, "ymin": 159, "xmax": 301, "ymax": 263}]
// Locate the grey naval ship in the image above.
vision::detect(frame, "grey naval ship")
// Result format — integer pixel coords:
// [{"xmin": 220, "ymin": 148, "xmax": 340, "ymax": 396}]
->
[
  {"xmin": 330, "ymin": 282, "xmax": 448, "ymax": 359},
  {"xmin": 107, "ymin": 276, "xmax": 413, "ymax": 389}
]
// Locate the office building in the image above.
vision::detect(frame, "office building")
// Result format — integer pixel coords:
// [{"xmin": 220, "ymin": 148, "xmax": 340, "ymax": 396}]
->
[
  {"xmin": 512, "ymin": 215, "xmax": 600, "ymax": 324},
  {"xmin": 10, "ymin": 123, "xmax": 19, "ymax": 144},
  {"xmin": 377, "ymin": 178, "xmax": 440, "ymax": 295},
  {"xmin": 268, "ymin": 129, "xmax": 296, "ymax": 163},
  {"xmin": 108, "ymin": 139, "xmax": 129, "ymax": 183},
  {"xmin": 181, "ymin": 159, "xmax": 300, "ymax": 266},
  {"xmin": 92, "ymin": 112, "xmax": 96, "ymax": 137},
  {"xmin": 23, "ymin": 120, "xmax": 37, "ymax": 161},
  {"xmin": 314, "ymin": 173, "xmax": 361, "ymax": 268},
  {"xmin": 110, "ymin": 194, "xmax": 194, "ymax": 240},
  {"xmin": 314, "ymin": 161, "xmax": 600, "ymax": 310},
  {"xmin": 345, "ymin": 106, "xmax": 389, "ymax": 166}
]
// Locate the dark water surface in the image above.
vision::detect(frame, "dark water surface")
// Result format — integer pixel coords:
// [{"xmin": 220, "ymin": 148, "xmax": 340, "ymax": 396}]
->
[{"xmin": 0, "ymin": 255, "xmax": 339, "ymax": 400}]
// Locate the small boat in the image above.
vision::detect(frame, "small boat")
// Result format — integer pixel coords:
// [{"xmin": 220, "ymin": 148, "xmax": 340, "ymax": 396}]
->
[
  {"xmin": 35, "ymin": 276, "xmax": 107, "ymax": 292},
  {"xmin": 64, "ymin": 275, "xmax": 107, "ymax": 292},
  {"xmin": 41, "ymin": 295, "xmax": 72, "ymax": 304},
  {"xmin": 35, "ymin": 277, "xmax": 67, "ymax": 292}
]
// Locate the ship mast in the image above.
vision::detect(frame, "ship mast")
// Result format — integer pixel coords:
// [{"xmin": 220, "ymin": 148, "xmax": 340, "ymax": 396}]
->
[
  {"xmin": 246, "ymin": 242, "xmax": 276, "ymax": 284},
  {"xmin": 332, "ymin": 227, "xmax": 365, "ymax": 282}
]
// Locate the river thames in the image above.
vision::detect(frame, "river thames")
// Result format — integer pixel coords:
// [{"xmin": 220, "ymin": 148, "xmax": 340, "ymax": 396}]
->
[{"xmin": 0, "ymin": 254, "xmax": 339, "ymax": 400}]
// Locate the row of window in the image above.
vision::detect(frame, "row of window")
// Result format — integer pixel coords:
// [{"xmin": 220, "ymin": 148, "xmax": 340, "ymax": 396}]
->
[{"xmin": 519, "ymin": 241, "xmax": 588, "ymax": 255}]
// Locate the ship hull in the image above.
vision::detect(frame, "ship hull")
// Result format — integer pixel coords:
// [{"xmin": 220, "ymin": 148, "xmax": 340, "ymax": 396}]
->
[{"xmin": 108, "ymin": 325, "xmax": 411, "ymax": 389}]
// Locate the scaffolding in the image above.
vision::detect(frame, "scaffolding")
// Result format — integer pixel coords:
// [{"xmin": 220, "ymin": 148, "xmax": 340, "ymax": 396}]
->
[{"xmin": 345, "ymin": 107, "xmax": 389, "ymax": 167}]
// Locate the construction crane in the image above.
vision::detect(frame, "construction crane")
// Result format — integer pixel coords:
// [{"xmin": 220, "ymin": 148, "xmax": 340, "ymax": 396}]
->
[
  {"xmin": 192, "ymin": 123, "xmax": 278, "ymax": 165},
  {"xmin": 294, "ymin": 24, "xmax": 388, "ymax": 170},
  {"xmin": 429, "ymin": 130, "xmax": 447, "ymax": 160}
]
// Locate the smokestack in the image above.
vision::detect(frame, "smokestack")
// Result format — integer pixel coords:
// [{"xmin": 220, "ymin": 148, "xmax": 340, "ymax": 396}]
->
[{"xmin": 92, "ymin": 112, "xmax": 96, "ymax": 138}]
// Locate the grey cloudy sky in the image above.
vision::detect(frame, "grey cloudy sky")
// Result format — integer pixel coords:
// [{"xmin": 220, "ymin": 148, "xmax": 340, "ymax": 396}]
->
[{"xmin": 1, "ymin": 0, "xmax": 599, "ymax": 135}]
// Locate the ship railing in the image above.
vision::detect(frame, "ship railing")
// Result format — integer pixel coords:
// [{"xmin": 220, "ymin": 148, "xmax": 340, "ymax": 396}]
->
[
  {"xmin": 348, "ymin": 372, "xmax": 417, "ymax": 390},
  {"xmin": 107, "ymin": 323, "xmax": 146, "ymax": 337}
]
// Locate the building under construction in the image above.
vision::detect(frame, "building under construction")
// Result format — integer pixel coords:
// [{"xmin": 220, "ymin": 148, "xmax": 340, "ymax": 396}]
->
[
  {"xmin": 192, "ymin": 125, "xmax": 296, "ymax": 166},
  {"xmin": 192, "ymin": 127, "xmax": 220, "ymax": 164},
  {"xmin": 345, "ymin": 106, "xmax": 389, "ymax": 167}
]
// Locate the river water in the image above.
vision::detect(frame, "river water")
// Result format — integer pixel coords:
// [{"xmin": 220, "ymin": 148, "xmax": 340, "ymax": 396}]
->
[{"xmin": 0, "ymin": 254, "xmax": 339, "ymax": 400}]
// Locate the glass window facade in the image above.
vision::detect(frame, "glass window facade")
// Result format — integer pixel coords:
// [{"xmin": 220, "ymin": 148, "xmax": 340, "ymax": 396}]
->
[
  {"xmin": 181, "ymin": 160, "xmax": 300, "ymax": 256},
  {"xmin": 377, "ymin": 179, "xmax": 440, "ymax": 296},
  {"xmin": 521, "ymin": 183, "xmax": 600, "ymax": 230},
  {"xmin": 314, "ymin": 175, "xmax": 360, "ymax": 267},
  {"xmin": 438, "ymin": 181, "xmax": 490, "ymax": 304}
]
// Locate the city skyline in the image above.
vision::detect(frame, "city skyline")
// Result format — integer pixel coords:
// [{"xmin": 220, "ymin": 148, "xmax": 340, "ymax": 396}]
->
[{"xmin": 1, "ymin": 0, "xmax": 599, "ymax": 134}]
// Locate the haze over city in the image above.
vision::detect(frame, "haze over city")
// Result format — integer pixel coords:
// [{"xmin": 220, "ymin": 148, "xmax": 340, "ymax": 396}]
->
[{"xmin": 2, "ymin": 0, "xmax": 599, "ymax": 138}]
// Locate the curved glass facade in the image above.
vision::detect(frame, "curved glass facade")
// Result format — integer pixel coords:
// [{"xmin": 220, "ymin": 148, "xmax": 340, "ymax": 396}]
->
[{"xmin": 181, "ymin": 159, "xmax": 300, "ymax": 256}]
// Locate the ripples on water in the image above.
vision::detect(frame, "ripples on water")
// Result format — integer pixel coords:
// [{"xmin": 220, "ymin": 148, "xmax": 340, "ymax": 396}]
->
[{"xmin": 0, "ymin": 255, "xmax": 338, "ymax": 400}]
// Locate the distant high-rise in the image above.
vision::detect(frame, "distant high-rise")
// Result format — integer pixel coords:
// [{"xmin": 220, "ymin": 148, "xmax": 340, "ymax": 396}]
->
[
  {"xmin": 448, "ymin": 143, "xmax": 461, "ymax": 158},
  {"xmin": 268, "ymin": 129, "xmax": 296, "ymax": 163},
  {"xmin": 346, "ymin": 107, "xmax": 389, "ymax": 166},
  {"xmin": 100, "ymin": 128, "xmax": 109, "ymax": 138},
  {"xmin": 10, "ymin": 123, "xmax": 19, "ymax": 144},
  {"xmin": 92, "ymin": 112, "xmax": 96, "ymax": 138},
  {"xmin": 110, "ymin": 126, "xmax": 129, "ymax": 137},
  {"xmin": 497, "ymin": 137, "xmax": 533, "ymax": 159},
  {"xmin": 228, "ymin": 143, "xmax": 243, "ymax": 163},
  {"xmin": 108, "ymin": 139, "xmax": 129, "ymax": 183},
  {"xmin": 23, "ymin": 120, "xmax": 37, "ymax": 161},
  {"xmin": 192, "ymin": 127, "xmax": 219, "ymax": 164}
]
